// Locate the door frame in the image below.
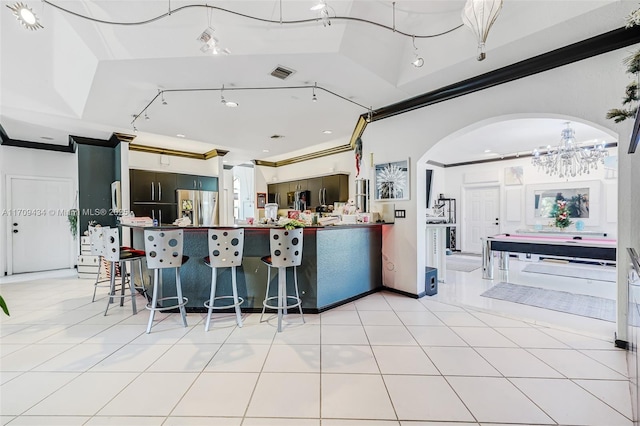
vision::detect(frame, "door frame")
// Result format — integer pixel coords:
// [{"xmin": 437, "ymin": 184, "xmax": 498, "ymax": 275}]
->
[
  {"xmin": 5, "ymin": 174, "xmax": 75, "ymax": 276},
  {"xmin": 460, "ymin": 184, "xmax": 501, "ymax": 253}
]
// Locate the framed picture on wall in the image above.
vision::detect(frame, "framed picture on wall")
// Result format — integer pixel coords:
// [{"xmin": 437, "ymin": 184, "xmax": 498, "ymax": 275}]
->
[
  {"xmin": 374, "ymin": 159, "xmax": 410, "ymax": 201},
  {"xmin": 256, "ymin": 192, "xmax": 266, "ymax": 209}
]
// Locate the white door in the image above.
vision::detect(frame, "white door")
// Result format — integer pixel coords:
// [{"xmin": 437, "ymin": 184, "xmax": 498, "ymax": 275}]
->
[
  {"xmin": 8, "ymin": 177, "xmax": 74, "ymax": 274},
  {"xmin": 463, "ymin": 186, "xmax": 500, "ymax": 254}
]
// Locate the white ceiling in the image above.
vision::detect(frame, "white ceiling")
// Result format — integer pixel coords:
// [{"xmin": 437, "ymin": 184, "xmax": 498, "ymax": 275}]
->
[{"xmin": 0, "ymin": 0, "xmax": 631, "ymax": 165}]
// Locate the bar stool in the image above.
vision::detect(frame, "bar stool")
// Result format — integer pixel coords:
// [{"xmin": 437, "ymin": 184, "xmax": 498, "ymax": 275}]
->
[
  {"xmin": 260, "ymin": 228, "xmax": 305, "ymax": 332},
  {"xmin": 203, "ymin": 228, "xmax": 244, "ymax": 331},
  {"xmin": 102, "ymin": 228, "xmax": 146, "ymax": 316},
  {"xmin": 143, "ymin": 229, "xmax": 189, "ymax": 334},
  {"xmin": 89, "ymin": 225, "xmax": 110, "ymax": 302}
]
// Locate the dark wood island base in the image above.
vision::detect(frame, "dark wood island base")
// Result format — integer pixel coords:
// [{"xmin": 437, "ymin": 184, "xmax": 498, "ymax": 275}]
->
[{"xmin": 129, "ymin": 224, "xmax": 385, "ymax": 313}]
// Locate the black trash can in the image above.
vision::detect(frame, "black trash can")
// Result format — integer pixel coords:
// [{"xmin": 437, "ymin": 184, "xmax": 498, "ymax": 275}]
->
[{"xmin": 425, "ymin": 267, "xmax": 438, "ymax": 296}]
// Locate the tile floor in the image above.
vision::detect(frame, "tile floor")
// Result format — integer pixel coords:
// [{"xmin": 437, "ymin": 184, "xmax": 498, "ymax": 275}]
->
[{"xmin": 0, "ymin": 263, "xmax": 632, "ymax": 426}]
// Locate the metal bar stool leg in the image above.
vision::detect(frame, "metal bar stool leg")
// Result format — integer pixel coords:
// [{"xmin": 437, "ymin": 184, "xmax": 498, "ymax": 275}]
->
[
  {"xmin": 91, "ymin": 255, "xmax": 102, "ymax": 302},
  {"xmin": 175, "ymin": 268, "xmax": 188, "ymax": 327},
  {"xmin": 205, "ymin": 266, "xmax": 218, "ymax": 332},
  {"xmin": 260, "ymin": 266, "xmax": 272, "ymax": 323},
  {"xmin": 104, "ymin": 261, "xmax": 117, "ymax": 316},
  {"xmin": 126, "ymin": 260, "xmax": 137, "ymax": 315},
  {"xmin": 146, "ymin": 269, "xmax": 159, "ymax": 334},
  {"xmin": 293, "ymin": 265, "xmax": 305, "ymax": 323},
  {"xmin": 231, "ymin": 266, "xmax": 243, "ymax": 327},
  {"xmin": 119, "ymin": 262, "xmax": 127, "ymax": 307},
  {"xmin": 277, "ymin": 266, "xmax": 286, "ymax": 333}
]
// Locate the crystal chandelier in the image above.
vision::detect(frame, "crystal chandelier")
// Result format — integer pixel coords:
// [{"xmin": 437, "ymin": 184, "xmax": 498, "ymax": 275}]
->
[{"xmin": 531, "ymin": 122, "xmax": 609, "ymax": 179}]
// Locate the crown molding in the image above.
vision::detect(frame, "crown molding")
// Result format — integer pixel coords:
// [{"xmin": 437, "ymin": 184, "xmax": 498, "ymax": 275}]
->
[
  {"xmin": 129, "ymin": 144, "xmax": 229, "ymax": 160},
  {"xmin": 254, "ymin": 144, "xmax": 352, "ymax": 167}
]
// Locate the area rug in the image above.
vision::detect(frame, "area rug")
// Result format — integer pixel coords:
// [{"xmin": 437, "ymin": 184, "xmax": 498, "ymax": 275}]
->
[
  {"xmin": 446, "ymin": 261, "xmax": 481, "ymax": 272},
  {"xmin": 480, "ymin": 282, "xmax": 615, "ymax": 322},
  {"xmin": 522, "ymin": 262, "xmax": 616, "ymax": 283}
]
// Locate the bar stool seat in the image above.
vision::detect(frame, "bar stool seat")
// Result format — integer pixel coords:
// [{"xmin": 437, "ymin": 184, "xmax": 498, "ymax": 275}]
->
[
  {"xmin": 260, "ymin": 228, "xmax": 305, "ymax": 332},
  {"xmin": 143, "ymin": 229, "xmax": 189, "ymax": 334},
  {"xmin": 203, "ymin": 228, "xmax": 245, "ymax": 331},
  {"xmin": 102, "ymin": 228, "xmax": 146, "ymax": 316}
]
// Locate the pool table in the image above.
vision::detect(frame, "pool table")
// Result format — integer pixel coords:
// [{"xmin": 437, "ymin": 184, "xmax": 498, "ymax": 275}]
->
[{"xmin": 482, "ymin": 233, "xmax": 617, "ymax": 279}]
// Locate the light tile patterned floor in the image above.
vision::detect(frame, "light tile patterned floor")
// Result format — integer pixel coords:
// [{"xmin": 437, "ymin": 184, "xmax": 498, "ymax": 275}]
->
[{"xmin": 0, "ymin": 269, "xmax": 632, "ymax": 425}]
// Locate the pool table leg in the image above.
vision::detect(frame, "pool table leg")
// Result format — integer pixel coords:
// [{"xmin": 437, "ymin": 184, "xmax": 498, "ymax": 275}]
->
[{"xmin": 482, "ymin": 238, "xmax": 494, "ymax": 280}]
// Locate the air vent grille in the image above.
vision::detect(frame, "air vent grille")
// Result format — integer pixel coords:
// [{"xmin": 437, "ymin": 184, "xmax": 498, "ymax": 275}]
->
[{"xmin": 270, "ymin": 66, "xmax": 295, "ymax": 80}]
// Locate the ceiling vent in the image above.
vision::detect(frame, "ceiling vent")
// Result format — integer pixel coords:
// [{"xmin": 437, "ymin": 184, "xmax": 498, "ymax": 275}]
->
[{"xmin": 270, "ymin": 66, "xmax": 295, "ymax": 80}]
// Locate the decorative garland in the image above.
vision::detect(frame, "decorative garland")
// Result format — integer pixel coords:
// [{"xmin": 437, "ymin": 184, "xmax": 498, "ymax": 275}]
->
[{"xmin": 607, "ymin": 8, "xmax": 640, "ymax": 122}]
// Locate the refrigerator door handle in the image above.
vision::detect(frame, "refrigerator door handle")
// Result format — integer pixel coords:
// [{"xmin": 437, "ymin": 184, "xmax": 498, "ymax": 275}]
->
[
  {"xmin": 158, "ymin": 182, "xmax": 162, "ymax": 200},
  {"xmin": 159, "ymin": 209, "xmax": 162, "ymax": 225},
  {"xmin": 151, "ymin": 182, "xmax": 155, "ymax": 201}
]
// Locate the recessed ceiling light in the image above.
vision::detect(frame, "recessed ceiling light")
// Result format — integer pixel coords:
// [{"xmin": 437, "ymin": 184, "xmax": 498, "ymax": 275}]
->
[
  {"xmin": 484, "ymin": 149, "xmax": 492, "ymax": 153},
  {"xmin": 270, "ymin": 134, "xmax": 285, "ymax": 139},
  {"xmin": 176, "ymin": 134, "xmax": 186, "ymax": 138},
  {"xmin": 224, "ymin": 101, "xmax": 238, "ymax": 108},
  {"xmin": 263, "ymin": 149, "xmax": 270, "ymax": 153},
  {"xmin": 322, "ymin": 130, "xmax": 332, "ymax": 134}
]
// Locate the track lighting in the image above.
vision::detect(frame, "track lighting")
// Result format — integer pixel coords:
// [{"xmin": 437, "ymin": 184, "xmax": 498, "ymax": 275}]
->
[
  {"xmin": 161, "ymin": 92, "xmax": 167, "ymax": 105},
  {"xmin": 312, "ymin": 83, "xmax": 318, "ymax": 102},
  {"xmin": 366, "ymin": 107, "xmax": 373, "ymax": 123},
  {"xmin": 6, "ymin": 2, "xmax": 43, "ymax": 30},
  {"xmin": 144, "ymin": 112, "xmax": 150, "ymax": 120},
  {"xmin": 411, "ymin": 36, "xmax": 424, "ymax": 68}
]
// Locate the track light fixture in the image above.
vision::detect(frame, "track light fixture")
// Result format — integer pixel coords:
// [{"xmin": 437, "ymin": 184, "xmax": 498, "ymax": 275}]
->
[
  {"xmin": 220, "ymin": 84, "xmax": 238, "ymax": 107},
  {"xmin": 144, "ymin": 112, "xmax": 150, "ymax": 120},
  {"xmin": 22, "ymin": 1, "xmax": 465, "ymax": 44},
  {"xmin": 131, "ymin": 84, "xmax": 370, "ymax": 127},
  {"xmin": 6, "ymin": 2, "xmax": 43, "ymax": 30},
  {"xmin": 411, "ymin": 36, "xmax": 424, "ymax": 68}
]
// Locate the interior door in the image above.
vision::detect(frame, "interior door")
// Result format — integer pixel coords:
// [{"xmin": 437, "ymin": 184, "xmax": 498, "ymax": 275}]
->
[
  {"xmin": 9, "ymin": 177, "xmax": 74, "ymax": 274},
  {"xmin": 463, "ymin": 186, "xmax": 500, "ymax": 254}
]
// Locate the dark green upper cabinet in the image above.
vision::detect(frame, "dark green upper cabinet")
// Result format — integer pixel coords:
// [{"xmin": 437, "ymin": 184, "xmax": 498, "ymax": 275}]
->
[
  {"xmin": 130, "ymin": 169, "xmax": 176, "ymax": 204},
  {"xmin": 176, "ymin": 174, "xmax": 199, "ymax": 190},
  {"xmin": 176, "ymin": 174, "xmax": 218, "ymax": 192},
  {"xmin": 199, "ymin": 176, "xmax": 218, "ymax": 191}
]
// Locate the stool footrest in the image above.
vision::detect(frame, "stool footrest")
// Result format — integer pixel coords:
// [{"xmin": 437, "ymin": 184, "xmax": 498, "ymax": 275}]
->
[
  {"xmin": 146, "ymin": 296, "xmax": 188, "ymax": 312},
  {"xmin": 204, "ymin": 296, "xmax": 244, "ymax": 310},
  {"xmin": 263, "ymin": 295, "xmax": 302, "ymax": 311}
]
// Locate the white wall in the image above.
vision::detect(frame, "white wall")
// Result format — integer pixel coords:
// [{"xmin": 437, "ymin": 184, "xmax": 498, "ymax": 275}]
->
[
  {"xmin": 358, "ymin": 48, "xmax": 629, "ymax": 297},
  {"xmin": 128, "ymin": 150, "xmax": 219, "ymax": 176},
  {"xmin": 0, "ymin": 145, "xmax": 79, "ymax": 275}
]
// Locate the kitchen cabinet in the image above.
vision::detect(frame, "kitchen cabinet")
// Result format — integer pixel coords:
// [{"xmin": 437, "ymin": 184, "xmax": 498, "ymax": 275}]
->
[
  {"xmin": 130, "ymin": 169, "xmax": 177, "ymax": 203},
  {"xmin": 267, "ymin": 173, "xmax": 349, "ymax": 209},
  {"xmin": 176, "ymin": 174, "xmax": 218, "ymax": 191},
  {"xmin": 322, "ymin": 174, "xmax": 349, "ymax": 206}
]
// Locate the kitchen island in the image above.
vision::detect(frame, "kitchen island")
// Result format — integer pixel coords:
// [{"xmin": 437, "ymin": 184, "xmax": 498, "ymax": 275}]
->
[{"xmin": 127, "ymin": 224, "xmax": 385, "ymax": 313}]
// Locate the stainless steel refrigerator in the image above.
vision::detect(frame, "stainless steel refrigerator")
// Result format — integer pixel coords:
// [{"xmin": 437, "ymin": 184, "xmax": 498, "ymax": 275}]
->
[{"xmin": 176, "ymin": 190, "xmax": 219, "ymax": 226}]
